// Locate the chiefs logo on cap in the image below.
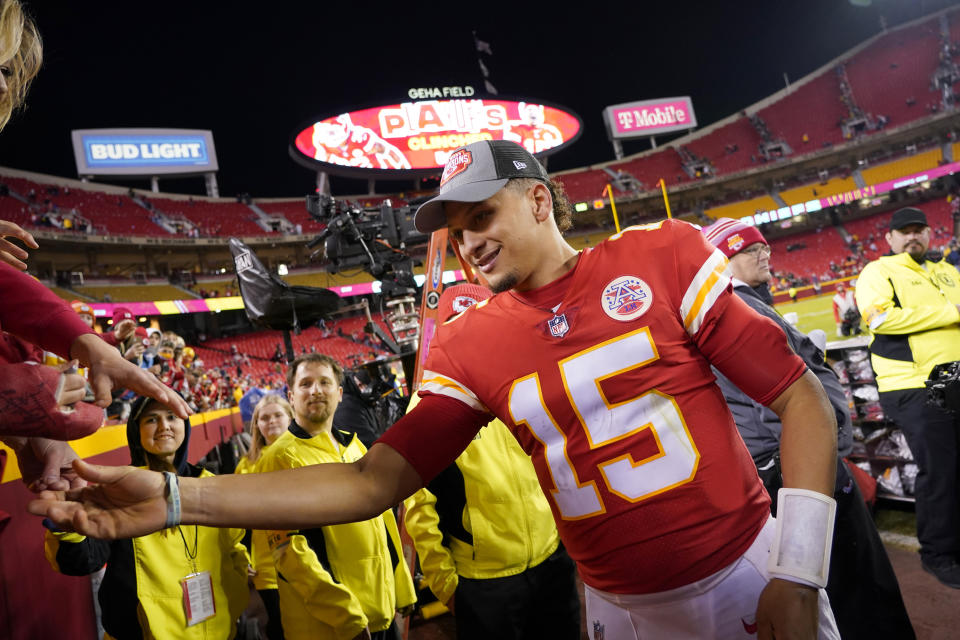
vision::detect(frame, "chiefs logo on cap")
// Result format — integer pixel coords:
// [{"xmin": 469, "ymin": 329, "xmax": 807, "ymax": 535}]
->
[
  {"xmin": 440, "ymin": 149, "xmax": 472, "ymax": 186},
  {"xmin": 726, "ymin": 234, "xmax": 745, "ymax": 252}
]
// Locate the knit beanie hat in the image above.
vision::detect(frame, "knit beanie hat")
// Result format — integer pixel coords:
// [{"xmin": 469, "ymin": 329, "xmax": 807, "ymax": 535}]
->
[
  {"xmin": 702, "ymin": 217, "xmax": 768, "ymax": 258},
  {"xmin": 438, "ymin": 283, "xmax": 492, "ymax": 322}
]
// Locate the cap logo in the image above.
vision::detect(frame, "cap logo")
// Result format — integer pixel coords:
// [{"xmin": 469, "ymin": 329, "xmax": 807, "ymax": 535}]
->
[
  {"xmin": 441, "ymin": 149, "xmax": 473, "ymax": 186},
  {"xmin": 726, "ymin": 234, "xmax": 745, "ymax": 252},
  {"xmin": 601, "ymin": 276, "xmax": 653, "ymax": 321},
  {"xmin": 513, "ymin": 160, "xmax": 528, "ymax": 170}
]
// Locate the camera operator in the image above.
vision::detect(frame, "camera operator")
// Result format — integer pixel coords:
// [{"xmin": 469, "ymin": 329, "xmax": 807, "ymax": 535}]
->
[
  {"xmin": 855, "ymin": 207, "xmax": 960, "ymax": 588},
  {"xmin": 832, "ymin": 283, "xmax": 862, "ymax": 337}
]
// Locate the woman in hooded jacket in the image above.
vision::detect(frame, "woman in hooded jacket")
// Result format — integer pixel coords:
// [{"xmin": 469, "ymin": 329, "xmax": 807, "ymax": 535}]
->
[{"xmin": 44, "ymin": 395, "xmax": 250, "ymax": 640}]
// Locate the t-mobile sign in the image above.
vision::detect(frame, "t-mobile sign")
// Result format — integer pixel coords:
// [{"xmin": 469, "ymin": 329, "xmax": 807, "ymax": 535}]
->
[{"xmin": 603, "ymin": 97, "xmax": 697, "ymax": 139}]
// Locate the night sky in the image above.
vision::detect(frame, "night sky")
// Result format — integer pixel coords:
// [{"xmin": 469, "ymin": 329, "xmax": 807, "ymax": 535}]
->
[{"xmin": 1, "ymin": 0, "xmax": 958, "ymax": 198}]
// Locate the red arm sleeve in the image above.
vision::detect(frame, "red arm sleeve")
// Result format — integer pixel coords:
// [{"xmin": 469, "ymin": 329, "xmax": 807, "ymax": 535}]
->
[
  {"xmin": 697, "ymin": 288, "xmax": 808, "ymax": 406},
  {"xmin": 665, "ymin": 220, "xmax": 807, "ymax": 406},
  {"xmin": 0, "ymin": 263, "xmax": 95, "ymax": 359},
  {"xmin": 375, "ymin": 393, "xmax": 489, "ymax": 484}
]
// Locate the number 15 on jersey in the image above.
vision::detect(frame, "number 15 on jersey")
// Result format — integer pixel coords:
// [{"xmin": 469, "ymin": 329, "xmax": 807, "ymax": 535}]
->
[{"xmin": 508, "ymin": 327, "xmax": 701, "ymax": 520}]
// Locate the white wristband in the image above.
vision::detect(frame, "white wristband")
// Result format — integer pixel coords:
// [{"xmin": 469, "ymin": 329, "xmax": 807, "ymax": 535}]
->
[
  {"xmin": 768, "ymin": 488, "xmax": 836, "ymax": 588},
  {"xmin": 162, "ymin": 471, "xmax": 181, "ymax": 529}
]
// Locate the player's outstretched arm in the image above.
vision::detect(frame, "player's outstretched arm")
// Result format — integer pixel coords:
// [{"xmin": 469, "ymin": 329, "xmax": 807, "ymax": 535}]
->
[
  {"xmin": 756, "ymin": 370, "xmax": 837, "ymax": 640},
  {"xmin": 28, "ymin": 443, "xmax": 424, "ymax": 539}
]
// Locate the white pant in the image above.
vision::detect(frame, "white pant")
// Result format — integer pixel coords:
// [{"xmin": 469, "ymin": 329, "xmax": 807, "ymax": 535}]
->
[{"xmin": 584, "ymin": 517, "xmax": 839, "ymax": 639}]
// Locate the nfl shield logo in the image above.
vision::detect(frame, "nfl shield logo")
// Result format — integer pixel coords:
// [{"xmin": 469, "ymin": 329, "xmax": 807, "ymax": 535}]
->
[
  {"xmin": 592, "ymin": 621, "xmax": 605, "ymax": 640},
  {"xmin": 548, "ymin": 313, "xmax": 570, "ymax": 338}
]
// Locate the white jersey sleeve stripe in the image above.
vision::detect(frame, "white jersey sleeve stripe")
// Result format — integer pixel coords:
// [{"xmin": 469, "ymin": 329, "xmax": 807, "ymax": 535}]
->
[
  {"xmin": 681, "ymin": 249, "xmax": 730, "ymax": 336},
  {"xmin": 419, "ymin": 370, "xmax": 489, "ymax": 413}
]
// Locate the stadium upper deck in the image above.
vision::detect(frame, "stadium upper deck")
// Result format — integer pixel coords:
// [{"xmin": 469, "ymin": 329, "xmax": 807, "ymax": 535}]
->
[{"xmin": 0, "ymin": 6, "xmax": 958, "ymax": 247}]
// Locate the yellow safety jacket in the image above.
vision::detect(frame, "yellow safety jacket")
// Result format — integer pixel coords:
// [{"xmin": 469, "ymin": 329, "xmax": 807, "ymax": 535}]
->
[
  {"xmin": 855, "ymin": 251, "xmax": 960, "ymax": 391},
  {"xmin": 45, "ymin": 468, "xmax": 249, "ymax": 640},
  {"xmin": 235, "ymin": 454, "xmax": 277, "ymax": 591},
  {"xmin": 256, "ymin": 424, "xmax": 416, "ymax": 640},
  {"xmin": 402, "ymin": 396, "xmax": 560, "ymax": 607}
]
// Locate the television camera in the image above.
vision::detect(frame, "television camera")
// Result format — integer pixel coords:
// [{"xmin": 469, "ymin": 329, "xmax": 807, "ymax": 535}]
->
[
  {"xmin": 305, "ymin": 194, "xmax": 428, "ymax": 298},
  {"xmin": 926, "ymin": 360, "xmax": 960, "ymax": 413},
  {"xmin": 303, "ymin": 194, "xmax": 433, "ymax": 373}
]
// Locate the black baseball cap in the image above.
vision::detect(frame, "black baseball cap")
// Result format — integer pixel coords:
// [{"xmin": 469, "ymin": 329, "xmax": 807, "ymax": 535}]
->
[
  {"xmin": 889, "ymin": 207, "xmax": 928, "ymax": 231},
  {"xmin": 414, "ymin": 140, "xmax": 549, "ymax": 233}
]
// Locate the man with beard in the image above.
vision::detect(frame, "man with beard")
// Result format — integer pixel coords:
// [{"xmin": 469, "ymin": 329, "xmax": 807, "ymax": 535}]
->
[
  {"xmin": 856, "ymin": 207, "xmax": 960, "ymax": 589},
  {"xmin": 254, "ymin": 354, "xmax": 415, "ymax": 640}
]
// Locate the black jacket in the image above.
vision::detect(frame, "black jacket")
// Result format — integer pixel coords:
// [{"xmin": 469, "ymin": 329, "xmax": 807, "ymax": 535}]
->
[{"xmin": 712, "ymin": 282, "xmax": 853, "ymax": 464}]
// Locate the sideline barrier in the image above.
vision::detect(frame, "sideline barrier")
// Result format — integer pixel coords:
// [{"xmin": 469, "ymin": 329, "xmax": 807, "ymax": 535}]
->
[{"xmin": 0, "ymin": 406, "xmax": 242, "ymax": 484}]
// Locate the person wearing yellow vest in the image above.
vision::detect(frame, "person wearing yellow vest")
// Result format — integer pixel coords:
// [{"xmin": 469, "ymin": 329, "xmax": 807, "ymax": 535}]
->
[
  {"xmin": 855, "ymin": 207, "xmax": 960, "ymax": 589},
  {"xmin": 44, "ymin": 395, "xmax": 250, "ymax": 639},
  {"xmin": 403, "ymin": 283, "xmax": 580, "ymax": 640},
  {"xmin": 256, "ymin": 354, "xmax": 415, "ymax": 640},
  {"xmin": 236, "ymin": 394, "xmax": 294, "ymax": 640}
]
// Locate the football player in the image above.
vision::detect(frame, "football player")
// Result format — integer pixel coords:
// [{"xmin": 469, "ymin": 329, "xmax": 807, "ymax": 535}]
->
[{"xmin": 32, "ymin": 141, "xmax": 840, "ymax": 639}]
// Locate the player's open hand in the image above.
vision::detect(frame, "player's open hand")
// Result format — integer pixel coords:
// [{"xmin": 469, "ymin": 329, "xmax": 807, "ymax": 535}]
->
[
  {"xmin": 27, "ymin": 459, "xmax": 168, "ymax": 539},
  {"xmin": 4, "ymin": 437, "xmax": 86, "ymax": 492},
  {"xmin": 0, "ymin": 219, "xmax": 39, "ymax": 271},
  {"xmin": 756, "ymin": 578, "xmax": 820, "ymax": 640},
  {"xmin": 69, "ymin": 334, "xmax": 191, "ymax": 419}
]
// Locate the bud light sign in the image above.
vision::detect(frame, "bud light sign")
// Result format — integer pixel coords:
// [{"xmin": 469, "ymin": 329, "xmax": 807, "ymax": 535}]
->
[
  {"xmin": 71, "ymin": 128, "xmax": 219, "ymax": 176},
  {"xmin": 602, "ymin": 96, "xmax": 697, "ymax": 140}
]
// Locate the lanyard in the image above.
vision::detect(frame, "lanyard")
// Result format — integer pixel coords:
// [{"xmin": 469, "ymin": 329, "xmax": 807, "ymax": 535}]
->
[{"xmin": 177, "ymin": 525, "xmax": 199, "ymax": 572}]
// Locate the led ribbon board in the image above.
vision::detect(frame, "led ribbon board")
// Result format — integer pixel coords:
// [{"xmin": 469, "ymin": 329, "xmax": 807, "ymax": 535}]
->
[{"xmin": 290, "ymin": 99, "xmax": 582, "ymax": 177}]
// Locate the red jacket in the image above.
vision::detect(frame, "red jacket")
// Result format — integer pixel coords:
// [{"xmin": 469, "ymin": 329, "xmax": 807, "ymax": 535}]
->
[
  {"xmin": 0, "ymin": 262, "xmax": 94, "ymax": 361},
  {"xmin": 0, "ymin": 262, "xmax": 102, "ymax": 440}
]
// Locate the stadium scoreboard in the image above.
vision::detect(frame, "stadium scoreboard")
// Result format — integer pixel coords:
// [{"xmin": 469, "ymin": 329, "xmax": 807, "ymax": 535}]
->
[{"xmin": 289, "ymin": 98, "xmax": 582, "ymax": 178}]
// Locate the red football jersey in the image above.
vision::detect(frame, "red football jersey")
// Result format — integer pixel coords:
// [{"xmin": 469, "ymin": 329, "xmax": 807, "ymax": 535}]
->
[{"xmin": 417, "ymin": 220, "xmax": 806, "ymax": 593}]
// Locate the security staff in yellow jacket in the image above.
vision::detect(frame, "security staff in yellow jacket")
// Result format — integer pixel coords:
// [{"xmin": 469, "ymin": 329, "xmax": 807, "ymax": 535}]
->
[
  {"xmin": 257, "ymin": 354, "xmax": 415, "ymax": 640},
  {"xmin": 404, "ymin": 284, "xmax": 580, "ymax": 640},
  {"xmin": 856, "ymin": 207, "xmax": 960, "ymax": 589},
  {"xmin": 45, "ymin": 395, "xmax": 250, "ymax": 639}
]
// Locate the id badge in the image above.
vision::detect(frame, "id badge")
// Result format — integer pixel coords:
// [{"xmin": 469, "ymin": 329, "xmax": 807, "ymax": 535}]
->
[{"xmin": 181, "ymin": 570, "xmax": 216, "ymax": 626}]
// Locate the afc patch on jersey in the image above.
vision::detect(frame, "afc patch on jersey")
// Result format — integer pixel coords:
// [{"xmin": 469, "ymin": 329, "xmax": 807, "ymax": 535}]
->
[{"xmin": 601, "ymin": 275, "xmax": 653, "ymax": 321}]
